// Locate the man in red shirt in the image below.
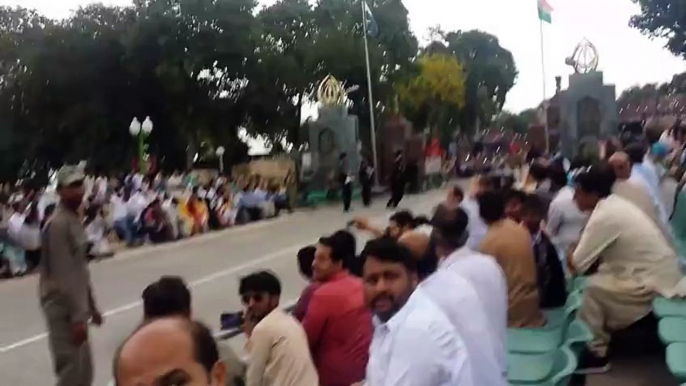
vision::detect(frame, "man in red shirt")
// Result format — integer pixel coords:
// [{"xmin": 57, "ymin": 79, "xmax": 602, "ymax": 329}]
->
[{"xmin": 302, "ymin": 230, "xmax": 372, "ymax": 386}]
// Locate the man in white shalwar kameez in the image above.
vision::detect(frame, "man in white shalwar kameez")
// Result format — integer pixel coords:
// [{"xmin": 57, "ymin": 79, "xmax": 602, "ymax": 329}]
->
[{"xmin": 570, "ymin": 164, "xmax": 686, "ymax": 374}]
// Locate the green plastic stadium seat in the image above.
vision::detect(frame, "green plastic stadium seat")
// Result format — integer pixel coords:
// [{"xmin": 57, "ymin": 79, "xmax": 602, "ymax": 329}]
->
[
  {"xmin": 565, "ymin": 319, "xmax": 593, "ymax": 359},
  {"xmin": 508, "ymin": 293, "xmax": 583, "ymax": 355},
  {"xmin": 659, "ymin": 317, "xmax": 686, "ymax": 344},
  {"xmin": 508, "ymin": 346, "xmax": 577, "ymax": 386},
  {"xmin": 653, "ymin": 297, "xmax": 686, "ymax": 318},
  {"xmin": 543, "ymin": 291, "xmax": 584, "ymax": 329},
  {"xmin": 568, "ymin": 276, "xmax": 589, "ymax": 294},
  {"xmin": 666, "ymin": 343, "xmax": 686, "ymax": 381}
]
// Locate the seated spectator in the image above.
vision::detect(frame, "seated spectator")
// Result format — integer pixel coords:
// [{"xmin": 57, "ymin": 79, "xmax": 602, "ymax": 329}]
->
[
  {"xmin": 141, "ymin": 199, "xmax": 174, "ymax": 244},
  {"xmin": 293, "ymin": 246, "xmax": 319, "ymax": 321},
  {"xmin": 141, "ymin": 276, "xmax": 245, "ymax": 386},
  {"xmin": 569, "ymin": 164, "xmax": 686, "ymax": 373},
  {"xmin": 268, "ymin": 183, "xmax": 292, "ymax": 216},
  {"xmin": 186, "ymin": 187, "xmax": 208, "ymax": 234},
  {"xmin": 520, "ymin": 194, "xmax": 567, "ymax": 309},
  {"xmin": 114, "ymin": 318, "xmax": 227, "ymax": 386},
  {"xmin": 477, "ymin": 190, "xmax": 545, "ymax": 328},
  {"xmin": 460, "ymin": 175, "xmax": 493, "ymax": 249},
  {"xmin": 142, "ymin": 276, "xmax": 192, "ymax": 320},
  {"xmin": 84, "ymin": 205, "xmax": 113, "ymax": 258},
  {"xmin": 111, "ymin": 190, "xmax": 133, "ymax": 245},
  {"xmin": 546, "ymin": 166, "xmax": 588, "ymax": 265},
  {"xmin": 303, "ymin": 230, "xmax": 372, "ymax": 386},
  {"xmin": 237, "ymin": 185, "xmax": 265, "ymax": 223},
  {"xmin": 239, "ymin": 271, "xmax": 319, "ymax": 386},
  {"xmin": 397, "ymin": 231, "xmax": 437, "ymax": 281},
  {"xmin": 216, "ymin": 189, "xmax": 237, "ymax": 228},
  {"xmin": 430, "ymin": 205, "xmax": 508, "ymax": 383},
  {"xmin": 360, "ymin": 238, "xmax": 474, "ymax": 386},
  {"xmin": 504, "ymin": 188, "xmax": 527, "ymax": 222},
  {"xmin": 353, "ymin": 210, "xmax": 428, "ymax": 239},
  {"xmin": 161, "ymin": 196, "xmax": 183, "ymax": 240}
]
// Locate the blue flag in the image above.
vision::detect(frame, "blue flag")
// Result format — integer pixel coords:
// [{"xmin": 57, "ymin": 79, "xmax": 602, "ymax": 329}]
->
[{"xmin": 364, "ymin": 1, "xmax": 379, "ymax": 37}]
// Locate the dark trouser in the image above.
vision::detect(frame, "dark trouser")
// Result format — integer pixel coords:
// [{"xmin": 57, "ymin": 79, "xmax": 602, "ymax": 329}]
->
[
  {"xmin": 25, "ymin": 249, "xmax": 41, "ymax": 271},
  {"xmin": 41, "ymin": 293, "xmax": 93, "ymax": 386},
  {"xmin": 387, "ymin": 184, "xmax": 404, "ymax": 208},
  {"xmin": 361, "ymin": 183, "xmax": 372, "ymax": 207},
  {"xmin": 342, "ymin": 183, "xmax": 352, "ymax": 211}
]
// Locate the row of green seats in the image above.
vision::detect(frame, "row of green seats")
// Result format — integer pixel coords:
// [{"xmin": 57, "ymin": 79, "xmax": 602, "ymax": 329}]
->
[
  {"xmin": 507, "ymin": 276, "xmax": 592, "ymax": 385},
  {"xmin": 654, "ymin": 296, "xmax": 686, "ymax": 383}
]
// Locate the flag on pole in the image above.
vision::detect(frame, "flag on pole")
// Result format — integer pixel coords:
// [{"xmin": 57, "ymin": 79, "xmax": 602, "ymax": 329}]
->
[
  {"xmin": 537, "ymin": 0, "xmax": 553, "ymax": 23},
  {"xmin": 363, "ymin": 1, "xmax": 379, "ymax": 37}
]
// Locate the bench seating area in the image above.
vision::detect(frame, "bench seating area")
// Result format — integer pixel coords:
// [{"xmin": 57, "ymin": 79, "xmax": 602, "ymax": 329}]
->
[
  {"xmin": 654, "ymin": 297, "xmax": 686, "ymax": 383},
  {"xmin": 506, "ymin": 276, "xmax": 591, "ymax": 385}
]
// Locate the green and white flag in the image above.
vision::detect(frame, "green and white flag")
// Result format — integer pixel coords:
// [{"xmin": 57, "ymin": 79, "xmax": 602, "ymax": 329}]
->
[{"xmin": 538, "ymin": 0, "xmax": 553, "ymax": 23}]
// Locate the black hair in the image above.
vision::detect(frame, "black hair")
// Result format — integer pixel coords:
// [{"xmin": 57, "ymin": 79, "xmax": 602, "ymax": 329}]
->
[
  {"xmin": 319, "ymin": 230, "xmax": 356, "ymax": 263},
  {"xmin": 548, "ymin": 165, "xmax": 568, "ymax": 188},
  {"xmin": 113, "ymin": 318, "xmax": 219, "ymax": 385},
  {"xmin": 431, "ymin": 205, "xmax": 469, "ymax": 251},
  {"xmin": 360, "ymin": 237, "xmax": 417, "ymax": 273},
  {"xmin": 297, "ymin": 246, "xmax": 316, "ymax": 279},
  {"xmin": 239, "ymin": 271, "xmax": 282, "ymax": 296},
  {"xmin": 521, "ymin": 194, "xmax": 545, "ymax": 218},
  {"xmin": 390, "ymin": 210, "xmax": 429, "ymax": 229},
  {"xmin": 625, "ymin": 143, "xmax": 647, "ymax": 165},
  {"xmin": 142, "ymin": 276, "xmax": 191, "ymax": 319},
  {"xmin": 574, "ymin": 163, "xmax": 616, "ymax": 199},
  {"xmin": 451, "ymin": 185, "xmax": 465, "ymax": 201},
  {"xmin": 528, "ymin": 162, "xmax": 548, "ymax": 182},
  {"xmin": 477, "ymin": 190, "xmax": 506, "ymax": 224},
  {"xmin": 504, "ymin": 189, "xmax": 527, "ymax": 205}
]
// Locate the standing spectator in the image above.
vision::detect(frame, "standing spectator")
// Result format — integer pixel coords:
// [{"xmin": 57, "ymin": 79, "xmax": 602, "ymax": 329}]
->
[
  {"xmin": 387, "ymin": 150, "xmax": 407, "ymax": 208},
  {"xmin": 358, "ymin": 154, "xmax": 374, "ymax": 207},
  {"xmin": 477, "ymin": 190, "xmax": 545, "ymax": 328},
  {"xmin": 6, "ymin": 201, "xmax": 28, "ymax": 275},
  {"xmin": 114, "ymin": 318, "xmax": 226, "ymax": 386},
  {"xmin": 361, "ymin": 238, "xmax": 474, "ymax": 386},
  {"xmin": 239, "ymin": 271, "xmax": 319, "ymax": 386},
  {"xmin": 40, "ymin": 166, "xmax": 103, "ymax": 386},
  {"xmin": 338, "ymin": 153, "xmax": 353, "ymax": 212},
  {"xmin": 303, "ymin": 231, "xmax": 372, "ymax": 386}
]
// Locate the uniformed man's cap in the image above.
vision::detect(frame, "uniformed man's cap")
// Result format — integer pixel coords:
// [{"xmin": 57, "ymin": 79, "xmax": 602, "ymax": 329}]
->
[{"xmin": 56, "ymin": 165, "xmax": 85, "ymax": 187}]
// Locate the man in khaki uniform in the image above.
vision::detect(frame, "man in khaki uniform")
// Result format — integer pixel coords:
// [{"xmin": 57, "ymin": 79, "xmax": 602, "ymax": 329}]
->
[{"xmin": 40, "ymin": 166, "xmax": 103, "ymax": 386}]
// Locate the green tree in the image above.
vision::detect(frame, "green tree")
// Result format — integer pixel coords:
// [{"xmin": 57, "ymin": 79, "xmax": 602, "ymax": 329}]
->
[
  {"xmin": 630, "ymin": 0, "xmax": 686, "ymax": 59},
  {"xmin": 397, "ymin": 53, "xmax": 466, "ymax": 141}
]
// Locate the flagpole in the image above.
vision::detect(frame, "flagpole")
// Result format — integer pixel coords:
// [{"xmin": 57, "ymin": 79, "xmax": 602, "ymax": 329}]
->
[
  {"xmin": 539, "ymin": 15, "xmax": 550, "ymax": 154},
  {"xmin": 361, "ymin": 1, "xmax": 380, "ymax": 186}
]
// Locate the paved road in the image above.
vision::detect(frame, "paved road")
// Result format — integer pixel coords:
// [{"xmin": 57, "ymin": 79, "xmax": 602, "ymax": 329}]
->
[{"xmin": 0, "ymin": 188, "xmax": 447, "ymax": 385}]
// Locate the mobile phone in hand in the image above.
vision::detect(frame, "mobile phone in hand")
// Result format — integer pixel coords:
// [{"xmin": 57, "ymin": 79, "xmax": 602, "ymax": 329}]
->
[{"xmin": 220, "ymin": 311, "xmax": 244, "ymax": 330}]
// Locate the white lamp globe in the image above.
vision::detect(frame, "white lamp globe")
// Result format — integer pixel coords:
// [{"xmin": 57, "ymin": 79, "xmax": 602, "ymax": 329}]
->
[
  {"xmin": 129, "ymin": 118, "xmax": 141, "ymax": 136},
  {"xmin": 216, "ymin": 146, "xmax": 226, "ymax": 156},
  {"xmin": 141, "ymin": 116, "xmax": 153, "ymax": 134}
]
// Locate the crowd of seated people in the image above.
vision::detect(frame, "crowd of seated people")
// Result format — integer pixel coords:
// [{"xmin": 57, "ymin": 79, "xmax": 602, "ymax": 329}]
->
[
  {"xmin": 0, "ymin": 171, "xmax": 296, "ymax": 279},
  {"xmin": 113, "ymin": 128, "xmax": 686, "ymax": 385}
]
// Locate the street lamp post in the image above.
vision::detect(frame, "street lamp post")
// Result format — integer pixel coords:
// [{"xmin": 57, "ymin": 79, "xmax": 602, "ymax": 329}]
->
[
  {"xmin": 215, "ymin": 146, "xmax": 226, "ymax": 173},
  {"xmin": 129, "ymin": 116, "xmax": 154, "ymax": 173}
]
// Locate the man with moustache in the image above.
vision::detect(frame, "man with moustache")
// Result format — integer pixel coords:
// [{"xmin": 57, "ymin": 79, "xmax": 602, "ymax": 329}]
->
[{"xmin": 360, "ymin": 237, "xmax": 474, "ymax": 386}]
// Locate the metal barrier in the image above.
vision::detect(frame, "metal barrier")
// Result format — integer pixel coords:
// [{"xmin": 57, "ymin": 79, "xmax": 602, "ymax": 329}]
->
[{"xmin": 215, "ymin": 303, "xmax": 296, "ymax": 341}]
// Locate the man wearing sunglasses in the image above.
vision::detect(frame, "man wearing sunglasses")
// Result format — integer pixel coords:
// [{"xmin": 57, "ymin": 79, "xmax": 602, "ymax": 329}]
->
[
  {"xmin": 239, "ymin": 271, "xmax": 318, "ymax": 386},
  {"xmin": 39, "ymin": 165, "xmax": 103, "ymax": 386}
]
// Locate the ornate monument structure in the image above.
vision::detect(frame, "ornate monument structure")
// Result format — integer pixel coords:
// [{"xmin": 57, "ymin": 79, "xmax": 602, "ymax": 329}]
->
[
  {"xmin": 305, "ymin": 75, "xmax": 360, "ymax": 190},
  {"xmin": 555, "ymin": 39, "xmax": 618, "ymax": 157}
]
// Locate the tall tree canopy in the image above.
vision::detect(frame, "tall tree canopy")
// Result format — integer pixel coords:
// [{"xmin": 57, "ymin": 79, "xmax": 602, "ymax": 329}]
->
[
  {"xmin": 630, "ymin": 0, "xmax": 686, "ymax": 58},
  {"xmin": 0, "ymin": 0, "xmax": 519, "ymax": 181}
]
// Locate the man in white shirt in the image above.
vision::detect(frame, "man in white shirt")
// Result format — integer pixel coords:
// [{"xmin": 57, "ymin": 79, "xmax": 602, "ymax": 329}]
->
[
  {"xmin": 360, "ymin": 237, "xmax": 473, "ymax": 386},
  {"xmin": 546, "ymin": 166, "xmax": 588, "ymax": 263},
  {"xmin": 460, "ymin": 176, "xmax": 492, "ymax": 249},
  {"xmin": 626, "ymin": 143, "xmax": 670, "ymax": 228},
  {"xmin": 428, "ymin": 205, "xmax": 508, "ymax": 384}
]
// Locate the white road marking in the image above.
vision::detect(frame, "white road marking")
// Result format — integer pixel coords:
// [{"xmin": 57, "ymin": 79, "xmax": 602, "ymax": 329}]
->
[{"xmin": 0, "ymin": 190, "xmax": 446, "ymax": 354}]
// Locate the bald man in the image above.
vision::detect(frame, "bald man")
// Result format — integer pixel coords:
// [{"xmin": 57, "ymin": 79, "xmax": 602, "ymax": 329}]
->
[
  {"xmin": 114, "ymin": 318, "xmax": 226, "ymax": 386},
  {"xmin": 398, "ymin": 231, "xmax": 430, "ymax": 260},
  {"xmin": 609, "ymin": 152, "xmax": 676, "ymax": 251}
]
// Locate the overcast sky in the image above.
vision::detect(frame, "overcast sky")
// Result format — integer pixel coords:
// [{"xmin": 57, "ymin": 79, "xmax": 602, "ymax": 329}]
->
[{"xmin": 3, "ymin": 0, "xmax": 685, "ymax": 113}]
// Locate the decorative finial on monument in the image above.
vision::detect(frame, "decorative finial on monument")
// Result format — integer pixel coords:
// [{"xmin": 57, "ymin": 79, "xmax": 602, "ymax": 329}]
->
[
  {"xmin": 317, "ymin": 75, "xmax": 346, "ymax": 106},
  {"xmin": 565, "ymin": 38, "xmax": 599, "ymax": 74}
]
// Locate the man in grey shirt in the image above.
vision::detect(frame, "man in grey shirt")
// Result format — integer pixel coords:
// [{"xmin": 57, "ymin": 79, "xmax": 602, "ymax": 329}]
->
[{"xmin": 40, "ymin": 165, "xmax": 103, "ymax": 386}]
